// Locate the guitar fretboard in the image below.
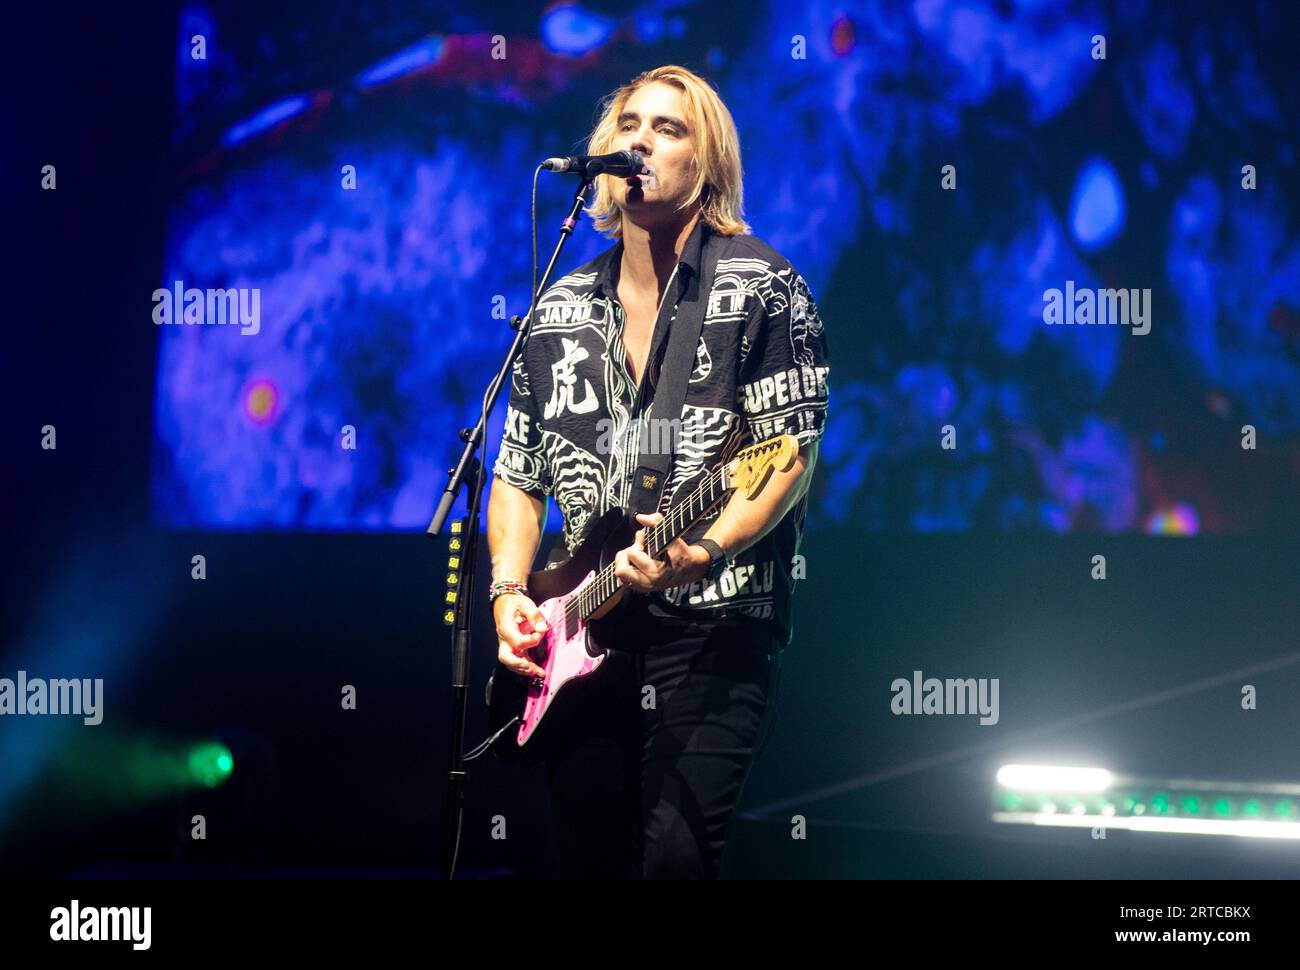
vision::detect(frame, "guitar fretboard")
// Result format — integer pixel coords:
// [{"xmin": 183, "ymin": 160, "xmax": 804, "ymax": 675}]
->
[{"xmin": 567, "ymin": 461, "xmax": 734, "ymax": 629}]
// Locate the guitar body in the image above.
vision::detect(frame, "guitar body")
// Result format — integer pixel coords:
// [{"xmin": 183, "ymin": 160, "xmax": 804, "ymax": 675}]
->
[{"xmin": 486, "ymin": 506, "xmax": 641, "ymax": 765}]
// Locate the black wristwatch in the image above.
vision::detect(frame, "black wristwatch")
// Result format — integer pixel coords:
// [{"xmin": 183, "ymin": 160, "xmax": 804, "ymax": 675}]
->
[{"xmin": 695, "ymin": 538, "xmax": 730, "ymax": 582}]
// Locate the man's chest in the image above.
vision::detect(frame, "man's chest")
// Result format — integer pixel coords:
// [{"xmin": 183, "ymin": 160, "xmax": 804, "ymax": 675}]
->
[{"xmin": 617, "ymin": 298, "xmax": 657, "ymax": 390}]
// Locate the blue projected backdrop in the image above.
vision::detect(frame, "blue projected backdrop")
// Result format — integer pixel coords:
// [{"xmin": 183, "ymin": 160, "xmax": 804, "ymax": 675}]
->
[{"xmin": 153, "ymin": 0, "xmax": 1300, "ymax": 533}]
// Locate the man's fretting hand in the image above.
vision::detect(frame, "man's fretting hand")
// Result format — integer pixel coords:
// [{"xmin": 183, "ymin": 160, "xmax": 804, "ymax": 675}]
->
[{"xmin": 613, "ymin": 512, "xmax": 711, "ymax": 593}]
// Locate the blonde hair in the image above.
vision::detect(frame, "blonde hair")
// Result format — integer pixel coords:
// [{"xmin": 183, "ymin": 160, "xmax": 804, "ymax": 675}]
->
[{"xmin": 585, "ymin": 65, "xmax": 749, "ymax": 239}]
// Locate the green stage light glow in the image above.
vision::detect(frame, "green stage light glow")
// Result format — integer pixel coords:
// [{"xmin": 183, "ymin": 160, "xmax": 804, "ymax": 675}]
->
[{"xmin": 187, "ymin": 742, "xmax": 234, "ymax": 788}]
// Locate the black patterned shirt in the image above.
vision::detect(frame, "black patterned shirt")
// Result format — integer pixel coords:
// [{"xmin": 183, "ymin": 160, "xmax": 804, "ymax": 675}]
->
[{"xmin": 491, "ymin": 220, "xmax": 830, "ymax": 647}]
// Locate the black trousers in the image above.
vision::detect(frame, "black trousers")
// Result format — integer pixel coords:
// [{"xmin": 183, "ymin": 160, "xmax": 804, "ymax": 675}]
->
[{"xmin": 543, "ymin": 615, "xmax": 782, "ymax": 879}]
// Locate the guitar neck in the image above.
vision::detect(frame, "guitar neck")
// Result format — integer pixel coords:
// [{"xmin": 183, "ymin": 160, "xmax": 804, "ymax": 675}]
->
[{"xmin": 574, "ymin": 462, "xmax": 733, "ymax": 623}]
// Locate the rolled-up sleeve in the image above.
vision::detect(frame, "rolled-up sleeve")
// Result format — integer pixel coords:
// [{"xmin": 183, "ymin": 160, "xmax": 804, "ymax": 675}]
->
[
  {"xmin": 738, "ymin": 266, "xmax": 830, "ymax": 447},
  {"xmin": 492, "ymin": 351, "xmax": 551, "ymax": 500}
]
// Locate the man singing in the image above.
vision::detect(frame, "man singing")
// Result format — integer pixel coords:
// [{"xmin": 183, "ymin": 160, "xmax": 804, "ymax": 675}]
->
[{"xmin": 487, "ymin": 65, "xmax": 830, "ymax": 879}]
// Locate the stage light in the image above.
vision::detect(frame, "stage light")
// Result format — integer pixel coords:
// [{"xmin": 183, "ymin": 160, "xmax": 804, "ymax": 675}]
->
[
  {"xmin": 996, "ymin": 764, "xmax": 1113, "ymax": 792},
  {"xmin": 994, "ymin": 764, "xmax": 1300, "ymax": 840},
  {"xmin": 187, "ymin": 741, "xmax": 234, "ymax": 789}
]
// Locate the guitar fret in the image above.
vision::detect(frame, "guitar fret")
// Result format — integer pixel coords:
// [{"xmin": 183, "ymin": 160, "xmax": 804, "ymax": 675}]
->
[
  {"xmin": 553, "ymin": 437, "xmax": 785, "ymax": 627},
  {"xmin": 575, "ymin": 463, "xmax": 732, "ymax": 624}
]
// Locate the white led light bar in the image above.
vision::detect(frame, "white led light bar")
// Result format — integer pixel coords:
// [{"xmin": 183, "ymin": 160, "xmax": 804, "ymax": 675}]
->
[
  {"xmin": 996, "ymin": 764, "xmax": 1113, "ymax": 792},
  {"xmin": 993, "ymin": 763, "xmax": 1300, "ymax": 839}
]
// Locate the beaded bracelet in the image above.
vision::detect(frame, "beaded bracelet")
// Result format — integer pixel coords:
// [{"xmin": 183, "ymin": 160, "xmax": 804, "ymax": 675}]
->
[{"xmin": 488, "ymin": 580, "xmax": 529, "ymax": 604}]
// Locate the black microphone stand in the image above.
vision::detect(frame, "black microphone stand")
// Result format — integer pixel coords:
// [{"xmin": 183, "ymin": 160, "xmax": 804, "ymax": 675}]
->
[{"xmin": 427, "ymin": 175, "xmax": 597, "ymax": 880}]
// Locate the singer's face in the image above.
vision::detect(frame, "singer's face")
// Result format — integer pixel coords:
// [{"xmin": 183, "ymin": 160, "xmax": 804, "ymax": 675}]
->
[{"xmin": 609, "ymin": 82, "xmax": 698, "ymax": 226}]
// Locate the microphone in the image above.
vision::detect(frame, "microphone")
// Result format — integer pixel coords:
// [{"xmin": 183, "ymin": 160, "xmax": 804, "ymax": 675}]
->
[{"xmin": 541, "ymin": 150, "xmax": 646, "ymax": 178}]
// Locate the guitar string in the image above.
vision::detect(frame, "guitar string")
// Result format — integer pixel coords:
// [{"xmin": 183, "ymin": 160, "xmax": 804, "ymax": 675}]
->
[
  {"xmin": 560, "ymin": 442, "xmax": 779, "ymax": 629},
  {"xmin": 565, "ymin": 461, "xmax": 727, "ymax": 629}
]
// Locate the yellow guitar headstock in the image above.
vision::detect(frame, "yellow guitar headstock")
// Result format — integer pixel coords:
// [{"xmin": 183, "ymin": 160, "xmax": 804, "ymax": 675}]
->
[{"xmin": 726, "ymin": 434, "xmax": 800, "ymax": 499}]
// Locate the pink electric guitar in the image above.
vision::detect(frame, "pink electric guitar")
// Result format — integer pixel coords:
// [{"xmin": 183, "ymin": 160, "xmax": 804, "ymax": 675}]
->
[{"xmin": 486, "ymin": 434, "xmax": 799, "ymax": 763}]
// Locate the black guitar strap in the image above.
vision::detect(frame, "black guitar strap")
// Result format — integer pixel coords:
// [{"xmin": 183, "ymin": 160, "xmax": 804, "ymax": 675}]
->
[{"xmin": 626, "ymin": 227, "xmax": 716, "ymax": 517}]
